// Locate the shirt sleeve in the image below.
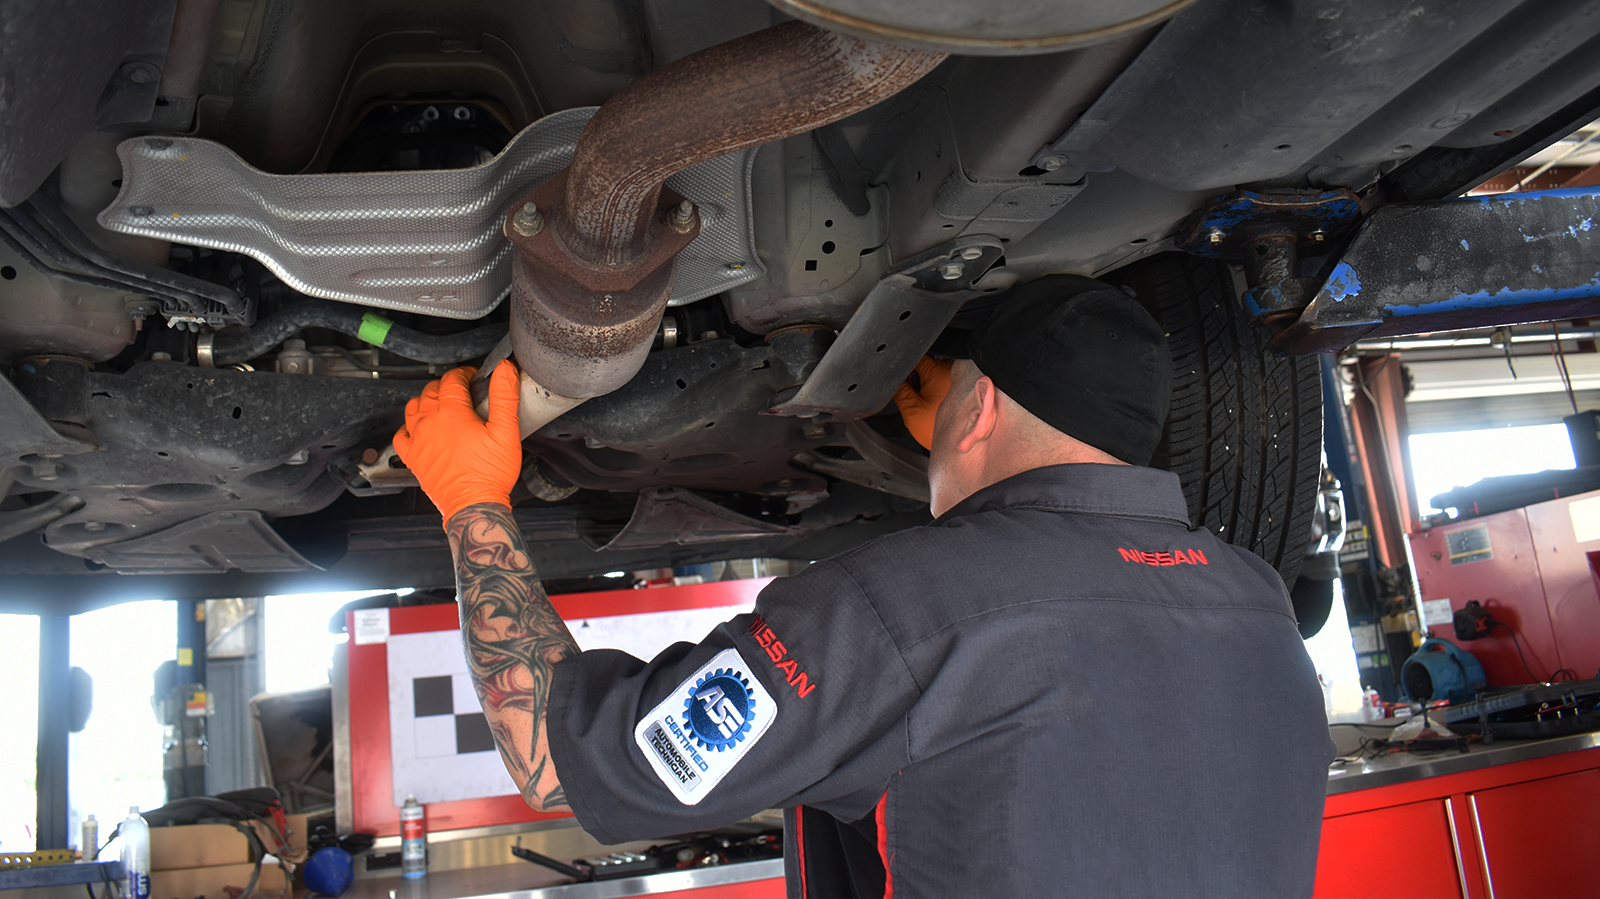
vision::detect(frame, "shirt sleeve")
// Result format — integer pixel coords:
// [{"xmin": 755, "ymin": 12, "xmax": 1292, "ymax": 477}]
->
[{"xmin": 545, "ymin": 561, "xmax": 921, "ymax": 844}]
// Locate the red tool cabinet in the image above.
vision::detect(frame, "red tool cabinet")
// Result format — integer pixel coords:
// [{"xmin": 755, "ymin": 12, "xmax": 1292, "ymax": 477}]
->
[{"xmin": 1313, "ymin": 744, "xmax": 1600, "ymax": 898}]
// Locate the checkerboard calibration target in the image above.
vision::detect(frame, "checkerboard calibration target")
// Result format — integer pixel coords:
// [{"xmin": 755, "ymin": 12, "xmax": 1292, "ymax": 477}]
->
[{"xmin": 412, "ymin": 674, "xmax": 496, "ymax": 758}]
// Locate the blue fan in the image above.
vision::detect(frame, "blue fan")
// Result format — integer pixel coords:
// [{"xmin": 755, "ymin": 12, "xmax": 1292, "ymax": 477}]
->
[{"xmin": 1402, "ymin": 638, "xmax": 1487, "ymax": 704}]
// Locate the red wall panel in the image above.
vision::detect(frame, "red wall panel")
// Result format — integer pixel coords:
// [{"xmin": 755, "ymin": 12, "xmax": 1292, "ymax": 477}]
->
[
  {"xmin": 1411, "ymin": 509, "xmax": 1563, "ymax": 686},
  {"xmin": 1525, "ymin": 497, "xmax": 1600, "ymax": 679}
]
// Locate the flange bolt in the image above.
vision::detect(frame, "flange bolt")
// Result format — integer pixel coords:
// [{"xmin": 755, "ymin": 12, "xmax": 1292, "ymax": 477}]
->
[
  {"xmin": 1207, "ymin": 229, "xmax": 1225, "ymax": 247},
  {"xmin": 668, "ymin": 199, "xmax": 697, "ymax": 234},
  {"xmin": 512, "ymin": 202, "xmax": 544, "ymax": 237},
  {"xmin": 938, "ymin": 262, "xmax": 964, "ymax": 281}
]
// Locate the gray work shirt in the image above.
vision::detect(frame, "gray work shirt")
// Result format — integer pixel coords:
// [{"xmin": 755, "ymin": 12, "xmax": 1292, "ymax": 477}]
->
[{"xmin": 547, "ymin": 463, "xmax": 1336, "ymax": 898}]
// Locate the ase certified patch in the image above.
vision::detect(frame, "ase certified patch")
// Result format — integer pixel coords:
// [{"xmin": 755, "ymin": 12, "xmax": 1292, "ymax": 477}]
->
[{"xmin": 633, "ymin": 648, "xmax": 776, "ymax": 805}]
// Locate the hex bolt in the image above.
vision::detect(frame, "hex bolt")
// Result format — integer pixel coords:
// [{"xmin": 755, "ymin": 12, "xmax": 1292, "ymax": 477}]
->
[
  {"xmin": 31, "ymin": 459, "xmax": 62, "ymax": 481},
  {"xmin": 959, "ymin": 246, "xmax": 984, "ymax": 260},
  {"xmin": 1208, "ymin": 230, "xmax": 1225, "ymax": 246},
  {"xmin": 286, "ymin": 449, "xmax": 310, "ymax": 466},
  {"xmin": 512, "ymin": 202, "xmax": 544, "ymax": 237},
  {"xmin": 668, "ymin": 199, "xmax": 697, "ymax": 234},
  {"xmin": 121, "ymin": 62, "xmax": 158, "ymax": 84},
  {"xmin": 1038, "ymin": 156, "xmax": 1064, "ymax": 172},
  {"xmin": 1310, "ymin": 229, "xmax": 1327, "ymax": 243},
  {"xmin": 938, "ymin": 261, "xmax": 965, "ymax": 281}
]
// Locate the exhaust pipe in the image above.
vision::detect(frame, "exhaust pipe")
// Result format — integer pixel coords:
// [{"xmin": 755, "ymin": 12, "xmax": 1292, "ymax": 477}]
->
[{"xmin": 504, "ymin": 21, "xmax": 946, "ymax": 412}]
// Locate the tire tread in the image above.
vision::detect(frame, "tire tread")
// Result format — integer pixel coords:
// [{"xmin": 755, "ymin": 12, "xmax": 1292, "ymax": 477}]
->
[{"xmin": 1108, "ymin": 254, "xmax": 1322, "ymax": 587}]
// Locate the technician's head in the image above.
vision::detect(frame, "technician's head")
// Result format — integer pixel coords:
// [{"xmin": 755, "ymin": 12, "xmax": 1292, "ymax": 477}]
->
[{"xmin": 927, "ymin": 276, "xmax": 1172, "ymax": 517}]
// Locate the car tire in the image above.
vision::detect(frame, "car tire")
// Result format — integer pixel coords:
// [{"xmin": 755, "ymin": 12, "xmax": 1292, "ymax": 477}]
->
[
  {"xmin": 1290, "ymin": 575, "xmax": 1336, "ymax": 639},
  {"xmin": 1107, "ymin": 252, "xmax": 1323, "ymax": 589}
]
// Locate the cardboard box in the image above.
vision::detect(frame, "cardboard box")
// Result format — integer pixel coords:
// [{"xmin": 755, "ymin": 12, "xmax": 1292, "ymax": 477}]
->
[
  {"xmin": 148, "ymin": 861, "xmax": 287, "ymax": 899},
  {"xmin": 149, "ymin": 824, "xmax": 254, "ymax": 871},
  {"xmin": 150, "ymin": 815, "xmax": 311, "ymax": 870}
]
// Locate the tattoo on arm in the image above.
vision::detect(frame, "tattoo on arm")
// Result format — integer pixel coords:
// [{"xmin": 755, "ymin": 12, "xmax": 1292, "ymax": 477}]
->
[{"xmin": 448, "ymin": 503, "xmax": 579, "ymax": 812}]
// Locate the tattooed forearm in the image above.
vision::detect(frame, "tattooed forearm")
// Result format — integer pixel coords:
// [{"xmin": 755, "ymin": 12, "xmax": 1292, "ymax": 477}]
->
[{"xmin": 448, "ymin": 503, "xmax": 579, "ymax": 812}]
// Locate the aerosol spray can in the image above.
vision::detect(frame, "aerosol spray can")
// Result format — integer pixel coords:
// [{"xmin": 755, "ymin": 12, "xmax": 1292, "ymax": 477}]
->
[
  {"xmin": 81, "ymin": 814, "xmax": 99, "ymax": 861},
  {"xmin": 400, "ymin": 795, "xmax": 426, "ymax": 879},
  {"xmin": 120, "ymin": 807, "xmax": 150, "ymax": 899}
]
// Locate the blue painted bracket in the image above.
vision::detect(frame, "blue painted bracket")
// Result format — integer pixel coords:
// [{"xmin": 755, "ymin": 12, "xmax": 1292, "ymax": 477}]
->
[
  {"xmin": 1270, "ymin": 186, "xmax": 1600, "ymax": 355},
  {"xmin": 1175, "ymin": 189, "xmax": 1363, "ymax": 258}
]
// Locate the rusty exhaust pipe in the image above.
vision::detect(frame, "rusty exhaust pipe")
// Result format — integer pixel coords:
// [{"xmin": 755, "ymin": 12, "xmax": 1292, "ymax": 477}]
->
[{"xmin": 503, "ymin": 21, "xmax": 946, "ymax": 418}]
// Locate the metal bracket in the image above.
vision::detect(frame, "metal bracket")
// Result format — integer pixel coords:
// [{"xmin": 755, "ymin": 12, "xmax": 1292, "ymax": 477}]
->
[
  {"xmin": 352, "ymin": 447, "xmax": 418, "ymax": 493},
  {"xmin": 1175, "ymin": 189, "xmax": 1363, "ymax": 321},
  {"xmin": 598, "ymin": 486, "xmax": 796, "ymax": 550},
  {"xmin": 766, "ymin": 234, "xmax": 1004, "ymax": 420},
  {"xmin": 1270, "ymin": 185, "xmax": 1600, "ymax": 354},
  {"xmin": 81, "ymin": 509, "xmax": 321, "ymax": 573},
  {"xmin": 792, "ymin": 421, "xmax": 930, "ymax": 503},
  {"xmin": 1, "ymin": 371, "xmax": 96, "ymax": 470}
]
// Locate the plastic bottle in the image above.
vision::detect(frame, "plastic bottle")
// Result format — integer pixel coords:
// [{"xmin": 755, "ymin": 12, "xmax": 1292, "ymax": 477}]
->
[
  {"xmin": 400, "ymin": 795, "xmax": 426, "ymax": 879},
  {"xmin": 120, "ymin": 807, "xmax": 150, "ymax": 899},
  {"xmin": 81, "ymin": 815, "xmax": 99, "ymax": 861}
]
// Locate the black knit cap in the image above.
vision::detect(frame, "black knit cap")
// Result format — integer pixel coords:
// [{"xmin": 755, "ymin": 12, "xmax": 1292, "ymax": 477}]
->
[{"xmin": 966, "ymin": 275, "xmax": 1172, "ymax": 466}]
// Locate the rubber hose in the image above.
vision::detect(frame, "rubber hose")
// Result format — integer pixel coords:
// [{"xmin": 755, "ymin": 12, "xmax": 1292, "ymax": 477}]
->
[
  {"xmin": 27, "ymin": 196, "xmax": 247, "ymax": 318},
  {"xmin": 211, "ymin": 300, "xmax": 507, "ymax": 366}
]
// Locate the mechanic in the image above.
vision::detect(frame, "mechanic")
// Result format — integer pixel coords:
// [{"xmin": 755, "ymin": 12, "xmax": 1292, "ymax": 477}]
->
[{"xmin": 394, "ymin": 275, "xmax": 1336, "ymax": 898}]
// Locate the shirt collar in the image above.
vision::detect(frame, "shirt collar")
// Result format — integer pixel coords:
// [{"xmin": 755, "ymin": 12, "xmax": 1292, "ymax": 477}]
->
[{"xmin": 936, "ymin": 463, "xmax": 1192, "ymax": 527}]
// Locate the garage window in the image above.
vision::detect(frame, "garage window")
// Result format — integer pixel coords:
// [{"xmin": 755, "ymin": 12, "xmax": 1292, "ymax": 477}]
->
[
  {"xmin": 0, "ymin": 614, "xmax": 38, "ymax": 851},
  {"xmin": 265, "ymin": 590, "xmax": 406, "ymax": 694},
  {"xmin": 70, "ymin": 601, "xmax": 174, "ymax": 852},
  {"xmin": 1410, "ymin": 423, "xmax": 1575, "ymax": 515}
]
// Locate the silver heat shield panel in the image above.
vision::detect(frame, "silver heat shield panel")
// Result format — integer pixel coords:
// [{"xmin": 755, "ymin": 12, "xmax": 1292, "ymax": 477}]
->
[{"xmin": 97, "ymin": 108, "xmax": 765, "ymax": 320}]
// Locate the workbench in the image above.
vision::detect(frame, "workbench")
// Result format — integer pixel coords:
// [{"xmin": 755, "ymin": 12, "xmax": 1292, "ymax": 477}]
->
[
  {"xmin": 1315, "ymin": 730, "xmax": 1600, "ymax": 898},
  {"xmin": 345, "ymin": 858, "xmax": 782, "ymax": 899},
  {"xmin": 339, "ymin": 816, "xmax": 784, "ymax": 899}
]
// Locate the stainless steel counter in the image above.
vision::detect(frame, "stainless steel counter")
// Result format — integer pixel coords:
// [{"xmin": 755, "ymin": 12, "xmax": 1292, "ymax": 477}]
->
[
  {"xmin": 1325, "ymin": 728, "xmax": 1600, "ymax": 795},
  {"xmin": 345, "ymin": 859, "xmax": 783, "ymax": 899}
]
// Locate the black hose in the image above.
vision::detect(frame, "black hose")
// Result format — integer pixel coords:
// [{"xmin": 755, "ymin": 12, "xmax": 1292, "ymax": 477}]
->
[
  {"xmin": 0, "ymin": 212, "xmax": 178, "ymax": 298},
  {"xmin": 0, "ymin": 225, "xmax": 154, "ymax": 296},
  {"xmin": 26, "ymin": 194, "xmax": 249, "ymax": 320},
  {"xmin": 211, "ymin": 299, "xmax": 507, "ymax": 366},
  {"xmin": 0, "ymin": 207, "xmax": 217, "ymax": 319}
]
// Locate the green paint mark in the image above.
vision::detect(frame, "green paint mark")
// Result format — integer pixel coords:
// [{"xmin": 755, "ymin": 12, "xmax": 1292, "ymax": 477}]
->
[{"xmin": 357, "ymin": 312, "xmax": 394, "ymax": 346}]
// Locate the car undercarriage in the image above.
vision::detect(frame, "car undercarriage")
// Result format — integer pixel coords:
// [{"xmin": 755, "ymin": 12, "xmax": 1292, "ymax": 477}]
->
[{"xmin": 3, "ymin": 0, "xmax": 1600, "ymax": 613}]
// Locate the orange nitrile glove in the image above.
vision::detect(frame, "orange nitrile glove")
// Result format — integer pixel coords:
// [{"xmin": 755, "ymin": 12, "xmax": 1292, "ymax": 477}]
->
[
  {"xmin": 393, "ymin": 360, "xmax": 522, "ymax": 525},
  {"xmin": 892, "ymin": 356, "xmax": 952, "ymax": 451}
]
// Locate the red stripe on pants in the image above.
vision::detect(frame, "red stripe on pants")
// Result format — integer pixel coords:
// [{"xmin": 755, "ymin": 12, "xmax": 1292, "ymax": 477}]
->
[
  {"xmin": 875, "ymin": 790, "xmax": 893, "ymax": 899},
  {"xmin": 794, "ymin": 806, "xmax": 808, "ymax": 899}
]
